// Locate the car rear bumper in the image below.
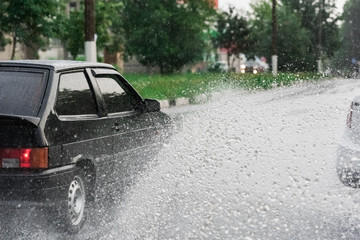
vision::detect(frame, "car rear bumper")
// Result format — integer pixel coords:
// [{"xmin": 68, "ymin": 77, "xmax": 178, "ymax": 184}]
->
[{"xmin": 0, "ymin": 165, "xmax": 75, "ymax": 206}]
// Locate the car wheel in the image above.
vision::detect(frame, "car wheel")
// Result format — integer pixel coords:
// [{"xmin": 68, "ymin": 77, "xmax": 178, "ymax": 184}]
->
[
  {"xmin": 59, "ymin": 169, "xmax": 88, "ymax": 233},
  {"xmin": 337, "ymin": 167, "xmax": 360, "ymax": 188}
]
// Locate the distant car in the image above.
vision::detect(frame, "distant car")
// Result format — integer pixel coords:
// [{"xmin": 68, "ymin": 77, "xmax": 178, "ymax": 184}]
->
[
  {"xmin": 240, "ymin": 61, "xmax": 259, "ymax": 74},
  {"xmin": 337, "ymin": 96, "xmax": 360, "ymax": 187},
  {"xmin": 0, "ymin": 60, "xmax": 172, "ymax": 233},
  {"xmin": 240, "ymin": 60, "xmax": 265, "ymax": 74},
  {"xmin": 208, "ymin": 61, "xmax": 229, "ymax": 73},
  {"xmin": 240, "ymin": 57, "xmax": 269, "ymax": 74}
]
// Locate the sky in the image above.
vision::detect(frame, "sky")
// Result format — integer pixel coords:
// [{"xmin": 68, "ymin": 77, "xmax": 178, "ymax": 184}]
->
[{"xmin": 219, "ymin": 0, "xmax": 347, "ymax": 14}]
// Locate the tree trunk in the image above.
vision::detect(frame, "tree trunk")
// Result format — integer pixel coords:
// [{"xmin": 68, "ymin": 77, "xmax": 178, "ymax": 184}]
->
[
  {"xmin": 227, "ymin": 53, "xmax": 230, "ymax": 69},
  {"xmin": 272, "ymin": 0, "xmax": 278, "ymax": 56},
  {"xmin": 104, "ymin": 48, "xmax": 123, "ymax": 72},
  {"xmin": 11, "ymin": 34, "xmax": 16, "ymax": 60},
  {"xmin": 24, "ymin": 42, "xmax": 39, "ymax": 59},
  {"xmin": 318, "ymin": 0, "xmax": 323, "ymax": 59},
  {"xmin": 84, "ymin": 0, "xmax": 95, "ymax": 42},
  {"xmin": 160, "ymin": 61, "xmax": 164, "ymax": 75},
  {"xmin": 84, "ymin": 0, "xmax": 96, "ymax": 62}
]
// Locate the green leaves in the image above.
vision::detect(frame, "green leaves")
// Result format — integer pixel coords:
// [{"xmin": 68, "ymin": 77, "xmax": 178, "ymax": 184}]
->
[
  {"xmin": 57, "ymin": 10, "xmax": 84, "ymax": 59},
  {"xmin": 212, "ymin": 7, "xmax": 251, "ymax": 67},
  {"xmin": 249, "ymin": 0, "xmax": 340, "ymax": 72},
  {"xmin": 334, "ymin": 0, "xmax": 360, "ymax": 70},
  {"xmin": 283, "ymin": 0, "xmax": 340, "ymax": 60},
  {"xmin": 0, "ymin": 0, "xmax": 124, "ymax": 60},
  {"xmin": 0, "ymin": 0, "xmax": 62, "ymax": 59},
  {"xmin": 54, "ymin": 0, "xmax": 124, "ymax": 60},
  {"xmin": 122, "ymin": 0, "xmax": 215, "ymax": 74}
]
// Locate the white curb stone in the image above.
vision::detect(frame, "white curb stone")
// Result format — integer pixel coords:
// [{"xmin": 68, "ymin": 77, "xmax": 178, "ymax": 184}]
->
[
  {"xmin": 158, "ymin": 94, "xmax": 210, "ymax": 109},
  {"xmin": 175, "ymin": 97, "xmax": 190, "ymax": 106},
  {"xmin": 159, "ymin": 99, "xmax": 170, "ymax": 109}
]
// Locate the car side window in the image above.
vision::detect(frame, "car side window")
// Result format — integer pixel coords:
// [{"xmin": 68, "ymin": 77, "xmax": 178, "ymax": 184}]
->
[
  {"xmin": 96, "ymin": 75, "xmax": 136, "ymax": 113},
  {"xmin": 56, "ymin": 72, "xmax": 98, "ymax": 116}
]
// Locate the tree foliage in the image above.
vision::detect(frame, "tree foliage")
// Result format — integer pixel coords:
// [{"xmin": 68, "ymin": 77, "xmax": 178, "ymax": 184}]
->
[
  {"xmin": 55, "ymin": 0, "xmax": 124, "ymax": 60},
  {"xmin": 283, "ymin": 0, "xmax": 340, "ymax": 61},
  {"xmin": 94, "ymin": 0, "xmax": 124, "ymax": 54},
  {"xmin": 212, "ymin": 7, "xmax": 251, "ymax": 68},
  {"xmin": 333, "ymin": 0, "xmax": 360, "ymax": 70},
  {"xmin": 0, "ymin": 0, "xmax": 61, "ymax": 59},
  {"xmin": 250, "ymin": 0, "xmax": 313, "ymax": 71},
  {"xmin": 249, "ymin": 0, "xmax": 340, "ymax": 72},
  {"xmin": 122, "ymin": 0, "xmax": 215, "ymax": 74},
  {"xmin": 55, "ymin": 10, "xmax": 84, "ymax": 59}
]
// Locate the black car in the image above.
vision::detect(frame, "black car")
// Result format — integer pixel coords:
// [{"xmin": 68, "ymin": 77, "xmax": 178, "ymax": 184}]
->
[{"xmin": 0, "ymin": 60, "xmax": 172, "ymax": 233}]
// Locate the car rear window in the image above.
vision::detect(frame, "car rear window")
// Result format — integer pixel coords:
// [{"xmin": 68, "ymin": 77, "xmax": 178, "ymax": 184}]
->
[{"xmin": 0, "ymin": 71, "xmax": 47, "ymax": 117}]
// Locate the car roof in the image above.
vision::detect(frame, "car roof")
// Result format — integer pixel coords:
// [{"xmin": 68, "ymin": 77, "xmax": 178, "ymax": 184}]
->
[{"xmin": 0, "ymin": 60, "xmax": 115, "ymax": 72}]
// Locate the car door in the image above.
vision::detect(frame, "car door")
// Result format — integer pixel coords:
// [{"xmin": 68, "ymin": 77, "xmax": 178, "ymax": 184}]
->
[
  {"xmin": 51, "ymin": 70, "xmax": 115, "ymax": 186},
  {"xmin": 93, "ymin": 70, "xmax": 161, "ymax": 187}
]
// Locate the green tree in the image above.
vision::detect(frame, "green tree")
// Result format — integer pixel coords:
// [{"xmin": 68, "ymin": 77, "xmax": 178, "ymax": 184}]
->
[
  {"xmin": 334, "ymin": 0, "xmax": 360, "ymax": 71},
  {"xmin": 212, "ymin": 7, "xmax": 251, "ymax": 68},
  {"xmin": 0, "ymin": 30, "xmax": 10, "ymax": 51},
  {"xmin": 94, "ymin": 0, "xmax": 124, "ymax": 55},
  {"xmin": 55, "ymin": 10, "xmax": 84, "ymax": 59},
  {"xmin": 0, "ymin": 9, "xmax": 9, "ymax": 50},
  {"xmin": 0, "ymin": 0, "xmax": 61, "ymax": 59},
  {"xmin": 122, "ymin": 0, "xmax": 215, "ymax": 74},
  {"xmin": 55, "ymin": 0, "xmax": 124, "ymax": 60},
  {"xmin": 283, "ymin": 0, "xmax": 340, "ymax": 67},
  {"xmin": 249, "ymin": 0, "xmax": 313, "ymax": 71}
]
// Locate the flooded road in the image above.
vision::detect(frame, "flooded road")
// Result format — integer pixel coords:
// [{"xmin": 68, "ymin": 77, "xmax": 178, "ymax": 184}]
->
[{"xmin": 3, "ymin": 78, "xmax": 360, "ymax": 239}]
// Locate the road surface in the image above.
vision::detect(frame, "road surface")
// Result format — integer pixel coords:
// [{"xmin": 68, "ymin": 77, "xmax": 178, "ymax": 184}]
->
[{"xmin": 2, "ymin": 78, "xmax": 360, "ymax": 239}]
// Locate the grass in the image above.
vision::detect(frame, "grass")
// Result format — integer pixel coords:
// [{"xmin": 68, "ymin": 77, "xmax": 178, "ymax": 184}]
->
[
  {"xmin": 123, "ymin": 72, "xmax": 324, "ymax": 100},
  {"xmin": 124, "ymin": 73, "xmax": 220, "ymax": 100}
]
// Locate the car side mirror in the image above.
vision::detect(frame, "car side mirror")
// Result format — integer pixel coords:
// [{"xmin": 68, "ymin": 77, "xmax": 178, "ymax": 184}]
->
[{"xmin": 144, "ymin": 99, "xmax": 160, "ymax": 112}]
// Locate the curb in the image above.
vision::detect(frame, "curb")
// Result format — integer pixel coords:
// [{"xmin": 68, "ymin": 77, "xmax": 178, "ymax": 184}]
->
[{"xmin": 158, "ymin": 94, "xmax": 210, "ymax": 109}]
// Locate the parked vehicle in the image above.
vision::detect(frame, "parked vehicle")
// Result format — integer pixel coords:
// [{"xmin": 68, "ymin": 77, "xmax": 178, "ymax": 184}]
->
[
  {"xmin": 240, "ymin": 61, "xmax": 259, "ymax": 74},
  {"xmin": 337, "ymin": 95, "xmax": 360, "ymax": 187},
  {"xmin": 0, "ymin": 60, "xmax": 173, "ymax": 233},
  {"xmin": 240, "ymin": 56, "xmax": 269, "ymax": 74},
  {"xmin": 208, "ymin": 61, "xmax": 229, "ymax": 73}
]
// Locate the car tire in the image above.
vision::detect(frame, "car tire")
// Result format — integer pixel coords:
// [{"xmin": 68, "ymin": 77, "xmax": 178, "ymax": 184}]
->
[
  {"xmin": 58, "ymin": 169, "xmax": 88, "ymax": 234},
  {"xmin": 337, "ymin": 167, "xmax": 360, "ymax": 188}
]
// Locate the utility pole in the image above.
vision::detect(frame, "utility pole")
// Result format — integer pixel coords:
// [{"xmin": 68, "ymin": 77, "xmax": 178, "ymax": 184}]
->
[
  {"xmin": 272, "ymin": 0, "xmax": 278, "ymax": 76},
  {"xmin": 85, "ymin": 0, "xmax": 96, "ymax": 62},
  {"xmin": 317, "ymin": 0, "xmax": 323, "ymax": 73}
]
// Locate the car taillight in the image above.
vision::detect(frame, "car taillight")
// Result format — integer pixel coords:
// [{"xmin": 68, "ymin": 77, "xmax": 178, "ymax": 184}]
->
[
  {"xmin": 0, "ymin": 147, "xmax": 48, "ymax": 169},
  {"xmin": 347, "ymin": 102, "xmax": 354, "ymax": 128}
]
